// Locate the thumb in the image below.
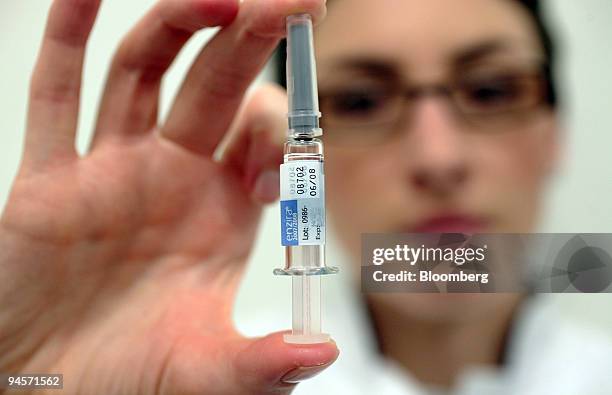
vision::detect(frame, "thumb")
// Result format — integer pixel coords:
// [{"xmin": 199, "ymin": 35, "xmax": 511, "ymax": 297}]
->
[{"xmin": 233, "ymin": 331, "xmax": 339, "ymax": 393}]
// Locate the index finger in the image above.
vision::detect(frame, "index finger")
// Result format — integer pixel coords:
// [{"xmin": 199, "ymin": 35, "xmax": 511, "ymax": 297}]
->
[{"xmin": 161, "ymin": 0, "xmax": 327, "ymax": 156}]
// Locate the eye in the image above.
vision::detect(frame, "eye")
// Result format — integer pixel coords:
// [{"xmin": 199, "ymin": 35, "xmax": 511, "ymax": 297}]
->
[
  {"xmin": 325, "ymin": 89, "xmax": 392, "ymax": 118},
  {"xmin": 462, "ymin": 77, "xmax": 524, "ymax": 108}
]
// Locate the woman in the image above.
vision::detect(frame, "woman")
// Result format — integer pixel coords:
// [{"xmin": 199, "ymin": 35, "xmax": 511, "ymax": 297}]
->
[{"xmin": 283, "ymin": 1, "xmax": 612, "ymax": 393}]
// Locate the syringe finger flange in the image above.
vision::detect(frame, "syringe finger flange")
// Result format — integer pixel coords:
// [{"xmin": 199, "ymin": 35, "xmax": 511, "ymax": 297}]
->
[{"xmin": 273, "ymin": 267, "xmax": 339, "ymax": 276}]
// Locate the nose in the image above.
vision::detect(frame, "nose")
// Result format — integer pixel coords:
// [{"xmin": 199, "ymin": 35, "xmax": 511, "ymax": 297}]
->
[{"xmin": 403, "ymin": 98, "xmax": 470, "ymax": 196}]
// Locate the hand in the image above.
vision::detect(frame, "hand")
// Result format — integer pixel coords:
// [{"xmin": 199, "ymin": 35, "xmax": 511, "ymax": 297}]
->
[{"xmin": 0, "ymin": 0, "xmax": 337, "ymax": 393}]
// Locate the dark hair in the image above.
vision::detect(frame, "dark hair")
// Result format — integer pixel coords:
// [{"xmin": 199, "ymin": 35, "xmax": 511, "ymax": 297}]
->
[
  {"xmin": 275, "ymin": 0, "xmax": 558, "ymax": 107},
  {"xmin": 519, "ymin": 0, "xmax": 558, "ymax": 106}
]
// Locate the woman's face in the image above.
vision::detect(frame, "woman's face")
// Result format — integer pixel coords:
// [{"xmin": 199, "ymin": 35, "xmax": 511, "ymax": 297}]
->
[{"xmin": 315, "ymin": 0, "xmax": 558, "ymax": 319}]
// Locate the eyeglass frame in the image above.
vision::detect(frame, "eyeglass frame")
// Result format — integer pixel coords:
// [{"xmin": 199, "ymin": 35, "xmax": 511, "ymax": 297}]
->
[{"xmin": 317, "ymin": 63, "xmax": 556, "ymax": 145}]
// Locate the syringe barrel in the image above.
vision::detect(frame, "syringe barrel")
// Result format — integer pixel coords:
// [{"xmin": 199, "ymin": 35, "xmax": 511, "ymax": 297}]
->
[
  {"xmin": 282, "ymin": 139, "xmax": 326, "ymax": 273},
  {"xmin": 276, "ymin": 138, "xmax": 338, "ymax": 276}
]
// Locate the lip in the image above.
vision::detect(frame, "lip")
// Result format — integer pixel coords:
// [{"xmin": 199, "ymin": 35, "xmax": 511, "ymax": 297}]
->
[{"xmin": 410, "ymin": 214, "xmax": 488, "ymax": 234}]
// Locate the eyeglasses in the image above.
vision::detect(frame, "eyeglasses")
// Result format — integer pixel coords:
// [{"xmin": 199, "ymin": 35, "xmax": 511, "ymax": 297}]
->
[{"xmin": 319, "ymin": 64, "xmax": 552, "ymax": 146}]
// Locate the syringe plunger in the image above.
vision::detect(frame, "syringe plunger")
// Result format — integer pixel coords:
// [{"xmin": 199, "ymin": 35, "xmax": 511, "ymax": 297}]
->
[{"xmin": 284, "ymin": 275, "xmax": 330, "ymax": 344}]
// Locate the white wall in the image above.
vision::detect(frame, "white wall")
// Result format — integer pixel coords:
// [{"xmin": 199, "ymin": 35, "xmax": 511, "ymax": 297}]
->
[
  {"xmin": 0, "ymin": 1, "xmax": 611, "ymax": 334},
  {"xmin": 538, "ymin": 0, "xmax": 612, "ymax": 331},
  {"xmin": 540, "ymin": 0, "xmax": 612, "ymax": 233}
]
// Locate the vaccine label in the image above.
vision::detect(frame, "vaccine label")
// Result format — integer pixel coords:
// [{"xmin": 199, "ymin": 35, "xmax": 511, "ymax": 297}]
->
[{"xmin": 280, "ymin": 161, "xmax": 326, "ymax": 246}]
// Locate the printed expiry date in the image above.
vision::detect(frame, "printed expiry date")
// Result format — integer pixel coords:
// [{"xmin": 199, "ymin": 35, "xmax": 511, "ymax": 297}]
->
[{"xmin": 289, "ymin": 166, "xmax": 319, "ymax": 198}]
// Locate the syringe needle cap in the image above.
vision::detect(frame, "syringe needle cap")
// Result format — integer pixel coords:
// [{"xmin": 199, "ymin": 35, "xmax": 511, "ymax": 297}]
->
[{"xmin": 286, "ymin": 14, "xmax": 321, "ymax": 136}]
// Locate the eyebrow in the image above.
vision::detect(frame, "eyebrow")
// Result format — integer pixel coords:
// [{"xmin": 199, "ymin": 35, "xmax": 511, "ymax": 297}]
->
[
  {"xmin": 327, "ymin": 57, "xmax": 401, "ymax": 80},
  {"xmin": 325, "ymin": 39, "xmax": 518, "ymax": 77},
  {"xmin": 452, "ymin": 39, "xmax": 514, "ymax": 66}
]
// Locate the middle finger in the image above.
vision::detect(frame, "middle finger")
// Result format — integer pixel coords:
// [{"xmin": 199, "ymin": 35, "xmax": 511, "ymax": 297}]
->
[{"xmin": 91, "ymin": 0, "xmax": 239, "ymax": 149}]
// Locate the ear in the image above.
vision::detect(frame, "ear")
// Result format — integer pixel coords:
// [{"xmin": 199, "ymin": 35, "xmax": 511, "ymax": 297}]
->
[{"xmin": 541, "ymin": 112, "xmax": 562, "ymax": 177}]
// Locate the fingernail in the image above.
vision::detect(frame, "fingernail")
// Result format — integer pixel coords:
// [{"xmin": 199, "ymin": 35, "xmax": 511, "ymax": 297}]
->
[
  {"xmin": 253, "ymin": 169, "xmax": 280, "ymax": 203},
  {"xmin": 280, "ymin": 362, "xmax": 332, "ymax": 384}
]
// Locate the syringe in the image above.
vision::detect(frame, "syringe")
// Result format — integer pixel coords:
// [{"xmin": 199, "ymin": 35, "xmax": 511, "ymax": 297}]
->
[{"xmin": 274, "ymin": 14, "xmax": 338, "ymax": 344}]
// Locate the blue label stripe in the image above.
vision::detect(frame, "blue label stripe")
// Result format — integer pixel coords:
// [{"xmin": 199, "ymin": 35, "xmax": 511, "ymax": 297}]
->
[{"xmin": 280, "ymin": 200, "xmax": 299, "ymax": 246}]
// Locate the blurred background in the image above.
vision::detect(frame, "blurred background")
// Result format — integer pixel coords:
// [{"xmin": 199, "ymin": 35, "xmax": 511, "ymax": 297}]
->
[{"xmin": 1, "ymin": 0, "xmax": 611, "ymax": 336}]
